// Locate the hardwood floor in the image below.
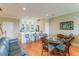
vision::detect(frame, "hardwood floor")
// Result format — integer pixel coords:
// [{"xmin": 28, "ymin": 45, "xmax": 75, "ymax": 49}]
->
[{"xmin": 21, "ymin": 40, "xmax": 79, "ymax": 56}]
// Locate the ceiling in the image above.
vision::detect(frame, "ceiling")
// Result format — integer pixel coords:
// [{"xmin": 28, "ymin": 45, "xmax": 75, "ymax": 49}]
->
[{"xmin": 0, "ymin": 3, "xmax": 79, "ymax": 19}]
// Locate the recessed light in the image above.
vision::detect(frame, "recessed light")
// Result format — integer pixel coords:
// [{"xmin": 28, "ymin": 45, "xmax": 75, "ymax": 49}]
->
[
  {"xmin": 32, "ymin": 17, "xmax": 34, "ymax": 19},
  {"xmin": 46, "ymin": 14, "xmax": 48, "ymax": 16},
  {"xmin": 22, "ymin": 7, "xmax": 26, "ymax": 11}
]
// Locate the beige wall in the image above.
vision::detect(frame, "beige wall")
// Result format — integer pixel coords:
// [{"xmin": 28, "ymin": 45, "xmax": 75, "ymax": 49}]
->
[
  {"xmin": 0, "ymin": 17, "xmax": 19, "ymax": 38},
  {"xmin": 39, "ymin": 18, "xmax": 45, "ymax": 32},
  {"xmin": 49, "ymin": 12, "xmax": 79, "ymax": 36}
]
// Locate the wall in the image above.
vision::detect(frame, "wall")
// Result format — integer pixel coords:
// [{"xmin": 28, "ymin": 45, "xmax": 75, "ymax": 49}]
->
[
  {"xmin": 44, "ymin": 17, "xmax": 50, "ymax": 36},
  {"xmin": 39, "ymin": 18, "xmax": 45, "ymax": 32},
  {"xmin": 49, "ymin": 12, "xmax": 79, "ymax": 36},
  {"xmin": 20, "ymin": 17, "xmax": 45, "ymax": 32},
  {"xmin": 0, "ymin": 17, "xmax": 19, "ymax": 39}
]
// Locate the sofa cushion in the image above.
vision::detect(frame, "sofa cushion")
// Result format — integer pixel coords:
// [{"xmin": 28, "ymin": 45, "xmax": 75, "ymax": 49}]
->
[
  {"xmin": 0, "ymin": 37, "xmax": 9, "ymax": 56},
  {"xmin": 0, "ymin": 42, "xmax": 8, "ymax": 56},
  {"xmin": 8, "ymin": 38, "xmax": 27, "ymax": 56}
]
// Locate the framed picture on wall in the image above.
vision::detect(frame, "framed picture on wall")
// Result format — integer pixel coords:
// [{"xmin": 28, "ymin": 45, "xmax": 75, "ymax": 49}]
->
[
  {"xmin": 26, "ymin": 24, "xmax": 29, "ymax": 32},
  {"xmin": 35, "ymin": 25, "xmax": 40, "ymax": 32},
  {"xmin": 20, "ymin": 24, "xmax": 25, "ymax": 32},
  {"xmin": 31, "ymin": 25, "xmax": 34, "ymax": 32},
  {"xmin": 60, "ymin": 21, "xmax": 74, "ymax": 30}
]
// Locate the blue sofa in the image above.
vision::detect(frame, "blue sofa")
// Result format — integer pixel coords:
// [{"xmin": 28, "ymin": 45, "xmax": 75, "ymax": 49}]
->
[
  {"xmin": 0, "ymin": 37, "xmax": 27, "ymax": 56},
  {"xmin": 0, "ymin": 37, "xmax": 9, "ymax": 56}
]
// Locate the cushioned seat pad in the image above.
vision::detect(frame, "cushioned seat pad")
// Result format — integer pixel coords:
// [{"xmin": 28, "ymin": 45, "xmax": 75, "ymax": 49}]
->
[{"xmin": 56, "ymin": 44, "xmax": 65, "ymax": 51}]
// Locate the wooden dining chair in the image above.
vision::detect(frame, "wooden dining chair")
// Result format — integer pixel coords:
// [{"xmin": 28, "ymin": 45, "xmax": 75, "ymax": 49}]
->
[
  {"xmin": 64, "ymin": 37, "xmax": 74, "ymax": 56},
  {"xmin": 41, "ymin": 38, "xmax": 49, "ymax": 56},
  {"xmin": 55, "ymin": 36, "xmax": 74, "ymax": 56},
  {"xmin": 41, "ymin": 38, "xmax": 56, "ymax": 56}
]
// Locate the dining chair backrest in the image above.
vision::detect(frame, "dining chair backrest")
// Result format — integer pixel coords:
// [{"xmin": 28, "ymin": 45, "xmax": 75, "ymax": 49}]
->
[
  {"xmin": 41, "ymin": 38, "xmax": 49, "ymax": 55},
  {"xmin": 63, "ymin": 36, "xmax": 74, "ymax": 46},
  {"xmin": 41, "ymin": 39, "xmax": 48, "ymax": 46},
  {"xmin": 57, "ymin": 34, "xmax": 64, "ymax": 39},
  {"xmin": 63, "ymin": 36, "xmax": 74, "ymax": 56}
]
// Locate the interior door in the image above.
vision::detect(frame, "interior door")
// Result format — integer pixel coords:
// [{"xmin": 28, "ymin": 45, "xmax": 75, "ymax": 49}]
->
[{"xmin": 2, "ymin": 22, "xmax": 14, "ymax": 39}]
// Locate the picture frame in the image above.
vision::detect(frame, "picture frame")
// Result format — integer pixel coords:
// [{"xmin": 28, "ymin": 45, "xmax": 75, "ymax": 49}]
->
[
  {"xmin": 20, "ymin": 24, "xmax": 25, "ymax": 32},
  {"xmin": 30, "ymin": 25, "xmax": 34, "ymax": 32},
  {"xmin": 26, "ymin": 24, "xmax": 29, "ymax": 32},
  {"xmin": 60, "ymin": 21, "xmax": 74, "ymax": 30},
  {"xmin": 35, "ymin": 25, "xmax": 39, "ymax": 32}
]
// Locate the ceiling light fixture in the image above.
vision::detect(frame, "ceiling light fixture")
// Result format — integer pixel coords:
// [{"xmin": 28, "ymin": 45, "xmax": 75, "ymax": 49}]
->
[
  {"xmin": 46, "ymin": 14, "xmax": 48, "ymax": 16},
  {"xmin": 22, "ymin": 7, "xmax": 26, "ymax": 11}
]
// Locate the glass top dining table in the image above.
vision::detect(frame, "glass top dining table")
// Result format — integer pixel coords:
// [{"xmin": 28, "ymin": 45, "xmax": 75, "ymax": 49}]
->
[
  {"xmin": 48, "ymin": 37, "xmax": 66, "ymax": 52},
  {"xmin": 47, "ymin": 37, "xmax": 64, "ymax": 51}
]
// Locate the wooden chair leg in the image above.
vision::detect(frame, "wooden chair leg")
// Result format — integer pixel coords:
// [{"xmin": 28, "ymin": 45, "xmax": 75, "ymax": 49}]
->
[
  {"xmin": 67, "ymin": 46, "xmax": 70, "ymax": 56},
  {"xmin": 41, "ymin": 49, "xmax": 43, "ymax": 56},
  {"xmin": 47, "ymin": 50, "xmax": 49, "ymax": 56},
  {"xmin": 41, "ymin": 49, "xmax": 49, "ymax": 56},
  {"xmin": 64, "ymin": 52, "xmax": 66, "ymax": 56},
  {"xmin": 68, "ymin": 49, "xmax": 70, "ymax": 56}
]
